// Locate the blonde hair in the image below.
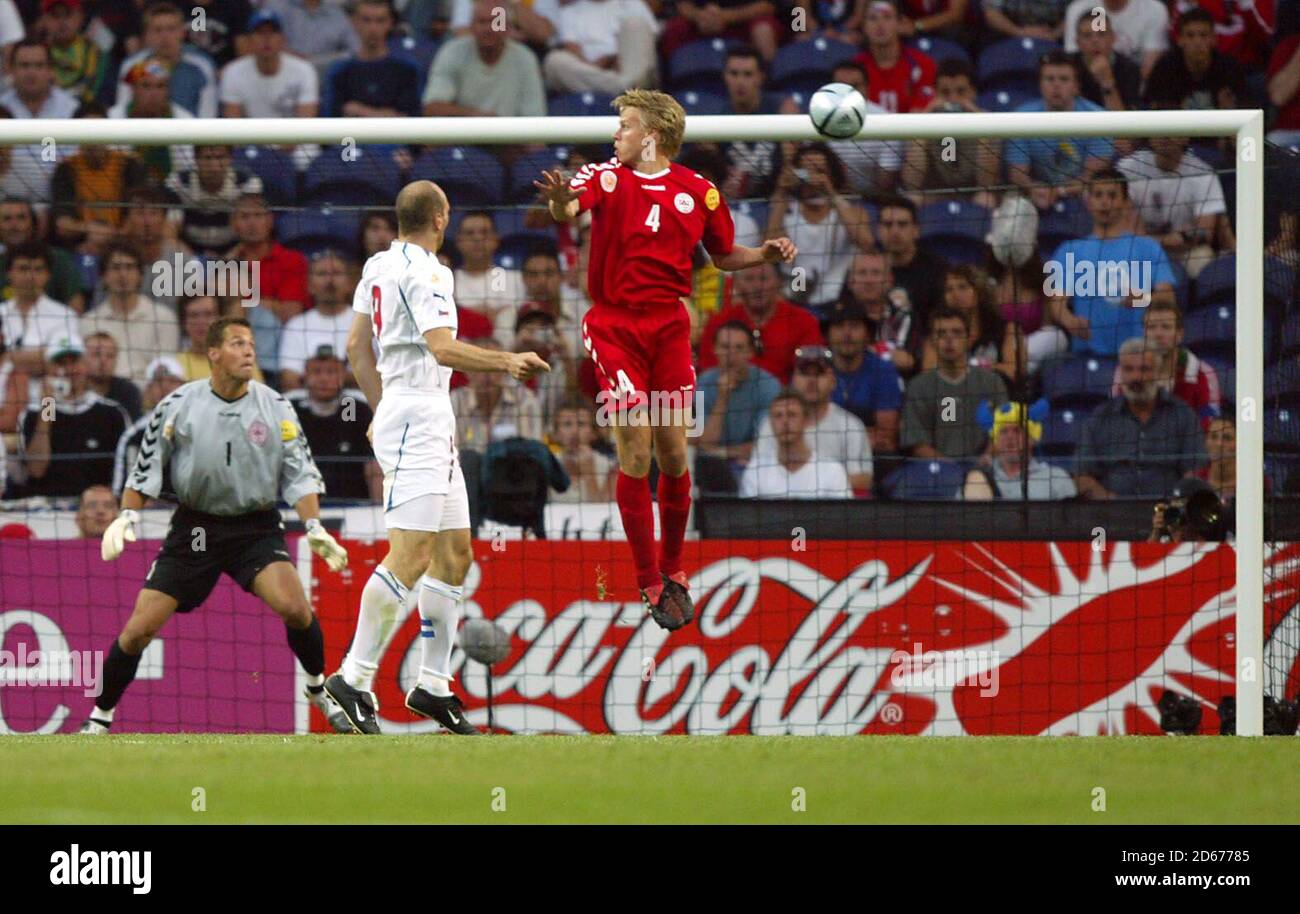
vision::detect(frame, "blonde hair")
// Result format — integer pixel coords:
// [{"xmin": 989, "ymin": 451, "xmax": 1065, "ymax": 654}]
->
[{"xmin": 613, "ymin": 90, "xmax": 687, "ymax": 160}]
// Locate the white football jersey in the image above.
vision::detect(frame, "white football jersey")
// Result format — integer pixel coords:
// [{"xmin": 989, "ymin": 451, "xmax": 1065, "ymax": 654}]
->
[{"xmin": 352, "ymin": 240, "xmax": 458, "ymax": 394}]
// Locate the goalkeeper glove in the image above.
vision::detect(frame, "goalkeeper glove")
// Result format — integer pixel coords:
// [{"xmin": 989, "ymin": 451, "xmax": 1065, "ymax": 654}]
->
[
  {"xmin": 305, "ymin": 518, "xmax": 348, "ymax": 572},
  {"xmin": 101, "ymin": 509, "xmax": 139, "ymax": 562}
]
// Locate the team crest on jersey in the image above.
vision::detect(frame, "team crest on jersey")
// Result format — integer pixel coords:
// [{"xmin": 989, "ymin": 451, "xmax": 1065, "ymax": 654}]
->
[
  {"xmin": 248, "ymin": 419, "xmax": 270, "ymax": 446},
  {"xmin": 600, "ymin": 170, "xmax": 618, "ymax": 193},
  {"xmin": 705, "ymin": 187, "xmax": 720, "ymax": 210},
  {"xmin": 674, "ymin": 192, "xmax": 695, "ymax": 214},
  {"xmin": 280, "ymin": 419, "xmax": 298, "ymax": 441}
]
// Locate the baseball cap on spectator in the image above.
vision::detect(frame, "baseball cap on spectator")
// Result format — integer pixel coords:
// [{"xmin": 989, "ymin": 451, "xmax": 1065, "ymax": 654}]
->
[
  {"xmin": 794, "ymin": 345, "xmax": 833, "ymax": 373},
  {"xmin": 144, "ymin": 355, "xmax": 185, "ymax": 382},
  {"xmin": 46, "ymin": 334, "xmax": 85, "ymax": 362},
  {"xmin": 42, "ymin": 0, "xmax": 82, "ymax": 11},
  {"xmin": 821, "ymin": 301, "xmax": 869, "ymax": 330},
  {"xmin": 307, "ymin": 344, "xmax": 344, "ymax": 363},
  {"xmin": 247, "ymin": 9, "xmax": 283, "ymax": 31},
  {"xmin": 125, "ymin": 57, "xmax": 171, "ymax": 85},
  {"xmin": 516, "ymin": 301, "xmax": 557, "ymax": 332}
]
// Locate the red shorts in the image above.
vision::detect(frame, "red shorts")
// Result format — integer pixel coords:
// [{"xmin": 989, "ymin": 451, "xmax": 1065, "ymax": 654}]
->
[{"xmin": 582, "ymin": 301, "xmax": 695, "ymax": 411}]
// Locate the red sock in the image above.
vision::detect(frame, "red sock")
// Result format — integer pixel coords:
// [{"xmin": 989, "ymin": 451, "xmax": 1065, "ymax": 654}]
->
[
  {"xmin": 616, "ymin": 471, "xmax": 659, "ymax": 591},
  {"xmin": 657, "ymin": 469, "xmax": 692, "ymax": 578}
]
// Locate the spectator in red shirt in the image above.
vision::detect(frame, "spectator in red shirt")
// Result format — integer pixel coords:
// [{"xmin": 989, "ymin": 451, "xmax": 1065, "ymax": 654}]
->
[
  {"xmin": 1269, "ymin": 27, "xmax": 1300, "ymax": 147},
  {"xmin": 660, "ymin": 0, "xmax": 783, "ymax": 64},
  {"xmin": 1110, "ymin": 301, "xmax": 1221, "ymax": 428},
  {"xmin": 853, "ymin": 0, "xmax": 936, "ymax": 113},
  {"xmin": 698, "ymin": 261, "xmax": 824, "ymax": 383},
  {"xmin": 228, "ymin": 192, "xmax": 308, "ymax": 325},
  {"xmin": 1168, "ymin": 0, "xmax": 1274, "ymax": 70}
]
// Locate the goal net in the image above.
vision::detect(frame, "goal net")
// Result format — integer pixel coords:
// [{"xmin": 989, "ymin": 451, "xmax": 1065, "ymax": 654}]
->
[{"xmin": 0, "ymin": 109, "xmax": 1287, "ymax": 737}]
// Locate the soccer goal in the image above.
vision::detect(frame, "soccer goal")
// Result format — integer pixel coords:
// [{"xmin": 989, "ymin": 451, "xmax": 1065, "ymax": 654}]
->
[{"xmin": 0, "ymin": 108, "xmax": 1283, "ymax": 737}]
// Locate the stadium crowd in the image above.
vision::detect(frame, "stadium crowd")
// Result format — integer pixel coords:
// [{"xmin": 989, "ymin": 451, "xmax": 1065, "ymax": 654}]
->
[{"xmin": 0, "ymin": 0, "xmax": 1295, "ymax": 529}]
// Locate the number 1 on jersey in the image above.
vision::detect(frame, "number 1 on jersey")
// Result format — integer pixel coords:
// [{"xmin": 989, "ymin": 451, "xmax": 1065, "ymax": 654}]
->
[{"xmin": 645, "ymin": 203, "xmax": 660, "ymax": 233}]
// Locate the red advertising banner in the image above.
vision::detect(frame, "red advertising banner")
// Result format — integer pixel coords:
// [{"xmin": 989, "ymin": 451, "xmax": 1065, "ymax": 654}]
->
[{"xmin": 312, "ymin": 539, "xmax": 1300, "ymax": 736}]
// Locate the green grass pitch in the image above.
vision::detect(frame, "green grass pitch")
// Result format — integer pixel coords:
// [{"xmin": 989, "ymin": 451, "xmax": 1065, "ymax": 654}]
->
[{"xmin": 3, "ymin": 734, "xmax": 1298, "ymax": 824}]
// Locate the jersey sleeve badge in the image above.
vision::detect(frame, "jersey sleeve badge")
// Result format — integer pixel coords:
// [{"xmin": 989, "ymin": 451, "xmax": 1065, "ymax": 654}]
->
[
  {"xmin": 705, "ymin": 187, "xmax": 720, "ymax": 211},
  {"xmin": 600, "ymin": 170, "xmax": 618, "ymax": 193},
  {"xmin": 280, "ymin": 419, "xmax": 298, "ymax": 441}
]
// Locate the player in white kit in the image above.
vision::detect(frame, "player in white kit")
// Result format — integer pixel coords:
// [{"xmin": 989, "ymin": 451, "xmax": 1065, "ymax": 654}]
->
[{"xmin": 325, "ymin": 180, "xmax": 548, "ymax": 734}]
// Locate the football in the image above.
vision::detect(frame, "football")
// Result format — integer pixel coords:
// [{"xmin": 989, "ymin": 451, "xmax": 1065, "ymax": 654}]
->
[{"xmin": 808, "ymin": 82, "xmax": 869, "ymax": 139}]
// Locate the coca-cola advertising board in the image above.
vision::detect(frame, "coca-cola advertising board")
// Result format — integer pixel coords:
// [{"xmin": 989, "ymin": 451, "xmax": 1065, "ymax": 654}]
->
[{"xmin": 3, "ymin": 538, "xmax": 1298, "ymax": 736}]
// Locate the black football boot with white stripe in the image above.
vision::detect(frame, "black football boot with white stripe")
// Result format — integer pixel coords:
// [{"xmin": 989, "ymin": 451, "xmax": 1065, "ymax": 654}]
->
[{"xmin": 406, "ymin": 687, "xmax": 479, "ymax": 735}]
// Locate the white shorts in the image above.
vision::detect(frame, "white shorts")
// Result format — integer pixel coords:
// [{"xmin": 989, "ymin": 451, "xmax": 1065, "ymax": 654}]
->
[
  {"xmin": 372, "ymin": 392, "xmax": 457, "ymax": 509},
  {"xmin": 385, "ymin": 462, "xmax": 471, "ymax": 532}
]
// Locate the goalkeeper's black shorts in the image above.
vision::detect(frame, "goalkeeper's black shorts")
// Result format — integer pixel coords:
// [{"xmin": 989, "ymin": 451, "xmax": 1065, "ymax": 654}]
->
[{"xmin": 143, "ymin": 506, "xmax": 291, "ymax": 613}]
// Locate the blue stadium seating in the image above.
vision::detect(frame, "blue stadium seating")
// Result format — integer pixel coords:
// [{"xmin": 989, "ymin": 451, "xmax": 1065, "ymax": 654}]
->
[
  {"xmin": 411, "ymin": 146, "xmax": 505, "ymax": 206},
  {"xmin": 1038, "ymin": 408, "xmax": 1085, "ymax": 457},
  {"xmin": 976, "ymin": 88, "xmax": 1033, "ymax": 113},
  {"xmin": 1266, "ymin": 455, "xmax": 1297, "ymax": 491},
  {"xmin": 302, "ymin": 145, "xmax": 403, "ymax": 206},
  {"xmin": 1266, "ymin": 360, "xmax": 1300, "ymax": 406},
  {"xmin": 1265, "ymin": 407, "xmax": 1300, "ymax": 451},
  {"xmin": 493, "ymin": 208, "xmax": 556, "ymax": 264},
  {"xmin": 1195, "ymin": 253, "xmax": 1294, "ymax": 311},
  {"xmin": 1036, "ymin": 197, "xmax": 1090, "ymax": 260},
  {"xmin": 881, "ymin": 460, "xmax": 968, "ymax": 499},
  {"xmin": 1185, "ymin": 305, "xmax": 1236, "ymax": 360},
  {"xmin": 677, "ymin": 90, "xmax": 729, "ymax": 116},
  {"xmin": 548, "ymin": 91, "xmax": 616, "ymax": 117},
  {"xmin": 770, "ymin": 36, "xmax": 858, "ymax": 94},
  {"xmin": 387, "ymin": 33, "xmax": 440, "ymax": 90},
  {"xmin": 1040, "ymin": 354, "xmax": 1116, "ymax": 409},
  {"xmin": 977, "ymin": 37, "xmax": 1060, "ymax": 94},
  {"xmin": 234, "ymin": 146, "xmax": 297, "ymax": 205},
  {"xmin": 908, "ymin": 36, "xmax": 971, "ymax": 66},
  {"xmin": 1201, "ymin": 354, "xmax": 1235, "ymax": 406},
  {"xmin": 1280, "ymin": 311, "xmax": 1300, "ymax": 357},
  {"xmin": 918, "ymin": 200, "xmax": 991, "ymax": 265},
  {"xmin": 508, "ymin": 146, "xmax": 572, "ymax": 204},
  {"xmin": 277, "ymin": 209, "xmax": 362, "ymax": 257},
  {"xmin": 667, "ymin": 38, "xmax": 738, "ymax": 94},
  {"xmin": 731, "ymin": 199, "xmax": 770, "ymax": 237}
]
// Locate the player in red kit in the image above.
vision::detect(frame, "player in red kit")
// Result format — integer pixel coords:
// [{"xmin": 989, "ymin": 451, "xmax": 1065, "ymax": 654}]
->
[{"xmin": 536, "ymin": 88, "xmax": 797, "ymax": 630}]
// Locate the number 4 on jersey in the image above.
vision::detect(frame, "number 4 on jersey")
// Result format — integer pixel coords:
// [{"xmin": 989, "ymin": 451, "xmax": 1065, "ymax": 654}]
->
[{"xmin": 645, "ymin": 203, "xmax": 660, "ymax": 233}]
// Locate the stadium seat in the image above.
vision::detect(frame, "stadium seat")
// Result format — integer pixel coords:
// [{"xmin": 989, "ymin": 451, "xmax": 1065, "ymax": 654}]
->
[
  {"xmin": 1266, "ymin": 455, "xmax": 1298, "ymax": 491},
  {"xmin": 493, "ymin": 207, "xmax": 556, "ymax": 264},
  {"xmin": 387, "ymin": 33, "xmax": 440, "ymax": 89},
  {"xmin": 1184, "ymin": 305, "xmax": 1236, "ymax": 359},
  {"xmin": 1039, "ymin": 354, "xmax": 1116, "ymax": 409},
  {"xmin": 233, "ymin": 146, "xmax": 297, "ymax": 205},
  {"xmin": 1201, "ymin": 354, "xmax": 1235, "ymax": 406},
  {"xmin": 1280, "ymin": 312, "xmax": 1300, "ymax": 357},
  {"xmin": 1266, "ymin": 360, "xmax": 1300, "ymax": 406},
  {"xmin": 667, "ymin": 38, "xmax": 737, "ymax": 94},
  {"xmin": 301, "ymin": 144, "xmax": 403, "ymax": 206},
  {"xmin": 411, "ymin": 146, "xmax": 506, "ymax": 206},
  {"xmin": 1038, "ymin": 408, "xmax": 1084, "ymax": 457},
  {"xmin": 277, "ymin": 209, "xmax": 362, "ymax": 257},
  {"xmin": 770, "ymin": 36, "xmax": 858, "ymax": 93},
  {"xmin": 1265, "ymin": 407, "xmax": 1300, "ymax": 451},
  {"xmin": 1195, "ymin": 254, "xmax": 1293, "ymax": 312},
  {"xmin": 881, "ymin": 459, "xmax": 967, "ymax": 499},
  {"xmin": 908, "ymin": 36, "xmax": 971, "ymax": 66},
  {"xmin": 677, "ymin": 90, "xmax": 729, "ymax": 116},
  {"xmin": 731, "ymin": 198, "xmax": 769, "ymax": 230},
  {"xmin": 918, "ymin": 200, "xmax": 991, "ymax": 265},
  {"xmin": 768, "ymin": 89, "xmax": 805, "ymax": 111},
  {"xmin": 1036, "ymin": 197, "xmax": 1090, "ymax": 260},
  {"xmin": 548, "ymin": 91, "xmax": 616, "ymax": 117},
  {"xmin": 976, "ymin": 88, "xmax": 1034, "ymax": 113},
  {"xmin": 508, "ymin": 146, "xmax": 573, "ymax": 204},
  {"xmin": 977, "ymin": 37, "xmax": 1060, "ymax": 94}
]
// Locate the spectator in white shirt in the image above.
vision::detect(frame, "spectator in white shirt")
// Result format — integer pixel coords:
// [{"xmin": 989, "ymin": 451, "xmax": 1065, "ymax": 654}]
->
[
  {"xmin": 0, "ymin": 0, "xmax": 24, "ymax": 81},
  {"xmin": 116, "ymin": 1, "xmax": 219, "ymax": 119},
  {"xmin": 447, "ymin": 0, "xmax": 559, "ymax": 46},
  {"xmin": 741, "ymin": 390, "xmax": 853, "ymax": 498},
  {"xmin": 453, "ymin": 211, "xmax": 526, "ymax": 347},
  {"xmin": 0, "ymin": 39, "xmax": 79, "ymax": 205},
  {"xmin": 220, "ymin": 11, "xmax": 321, "ymax": 121},
  {"xmin": 278, "ymin": 251, "xmax": 357, "ymax": 390},
  {"xmin": 1117, "ymin": 135, "xmax": 1234, "ymax": 278},
  {"xmin": 78, "ymin": 241, "xmax": 181, "ymax": 386},
  {"xmin": 1062, "ymin": 0, "xmax": 1168, "ymax": 81},
  {"xmin": 0, "ymin": 242, "xmax": 78, "ymax": 379},
  {"xmin": 753, "ymin": 344, "xmax": 873, "ymax": 492},
  {"xmin": 543, "ymin": 0, "xmax": 657, "ymax": 95}
]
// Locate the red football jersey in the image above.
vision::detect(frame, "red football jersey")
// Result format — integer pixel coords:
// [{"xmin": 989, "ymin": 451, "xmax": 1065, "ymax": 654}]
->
[
  {"xmin": 570, "ymin": 159, "xmax": 736, "ymax": 308},
  {"xmin": 854, "ymin": 47, "xmax": 936, "ymax": 114}
]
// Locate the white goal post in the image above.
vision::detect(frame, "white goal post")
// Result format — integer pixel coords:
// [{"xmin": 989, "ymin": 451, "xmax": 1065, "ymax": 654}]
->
[{"xmin": 7, "ymin": 108, "xmax": 1266, "ymax": 734}]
